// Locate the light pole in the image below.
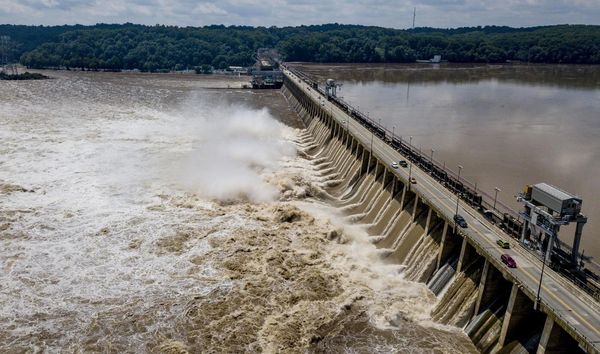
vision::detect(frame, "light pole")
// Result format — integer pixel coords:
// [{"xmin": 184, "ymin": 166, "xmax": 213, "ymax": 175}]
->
[
  {"xmin": 493, "ymin": 187, "xmax": 501, "ymax": 211},
  {"xmin": 409, "ymin": 135, "xmax": 413, "ymax": 147},
  {"xmin": 408, "ymin": 162, "xmax": 413, "ymax": 190},
  {"xmin": 367, "ymin": 129, "xmax": 374, "ymax": 175},
  {"xmin": 430, "ymin": 149, "xmax": 435, "ymax": 171},
  {"xmin": 535, "ymin": 234, "xmax": 551, "ymax": 310},
  {"xmin": 457, "ymin": 165, "xmax": 463, "ymax": 190},
  {"xmin": 392, "ymin": 126, "xmax": 395, "ymax": 139},
  {"xmin": 455, "ymin": 165, "xmax": 463, "ymax": 216},
  {"xmin": 455, "ymin": 193, "xmax": 461, "ymax": 216}
]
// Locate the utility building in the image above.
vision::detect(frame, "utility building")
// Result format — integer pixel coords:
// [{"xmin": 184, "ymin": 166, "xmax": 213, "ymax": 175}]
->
[
  {"xmin": 518, "ymin": 183, "xmax": 587, "ymax": 268},
  {"xmin": 530, "ymin": 183, "xmax": 582, "ymax": 218}
]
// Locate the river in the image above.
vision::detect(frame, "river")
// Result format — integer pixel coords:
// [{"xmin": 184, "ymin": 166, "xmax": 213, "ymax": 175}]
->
[
  {"xmin": 0, "ymin": 70, "xmax": 477, "ymax": 352},
  {"xmin": 293, "ymin": 63, "xmax": 600, "ymax": 263}
]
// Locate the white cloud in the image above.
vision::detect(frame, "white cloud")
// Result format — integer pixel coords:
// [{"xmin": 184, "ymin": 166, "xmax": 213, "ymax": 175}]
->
[
  {"xmin": 40, "ymin": 0, "xmax": 60, "ymax": 7},
  {"xmin": 192, "ymin": 3, "xmax": 227, "ymax": 15},
  {"xmin": 0, "ymin": 0, "xmax": 33, "ymax": 14}
]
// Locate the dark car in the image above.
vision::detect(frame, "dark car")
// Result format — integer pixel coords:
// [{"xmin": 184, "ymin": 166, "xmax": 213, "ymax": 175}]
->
[
  {"xmin": 501, "ymin": 254, "xmax": 517, "ymax": 268},
  {"xmin": 399, "ymin": 160, "xmax": 408, "ymax": 168},
  {"xmin": 453, "ymin": 214, "xmax": 468, "ymax": 228}
]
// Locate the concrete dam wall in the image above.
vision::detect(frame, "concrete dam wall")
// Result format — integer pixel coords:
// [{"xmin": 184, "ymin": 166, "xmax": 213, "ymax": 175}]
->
[{"xmin": 281, "ymin": 69, "xmax": 596, "ymax": 354}]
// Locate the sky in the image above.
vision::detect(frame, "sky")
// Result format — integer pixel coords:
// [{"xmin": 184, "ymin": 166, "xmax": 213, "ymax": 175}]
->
[{"xmin": 1, "ymin": 0, "xmax": 599, "ymax": 28}]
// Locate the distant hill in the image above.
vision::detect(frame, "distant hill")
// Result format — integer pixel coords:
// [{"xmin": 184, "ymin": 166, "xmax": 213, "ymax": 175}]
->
[{"xmin": 0, "ymin": 23, "xmax": 598, "ymax": 71}]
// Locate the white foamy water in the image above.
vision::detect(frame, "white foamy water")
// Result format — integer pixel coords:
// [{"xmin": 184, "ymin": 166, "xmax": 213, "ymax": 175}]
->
[{"xmin": 0, "ymin": 73, "xmax": 294, "ymax": 351}]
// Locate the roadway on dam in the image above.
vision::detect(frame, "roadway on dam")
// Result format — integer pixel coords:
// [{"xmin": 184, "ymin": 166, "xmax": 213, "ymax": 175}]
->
[{"xmin": 284, "ymin": 69, "xmax": 600, "ymax": 352}]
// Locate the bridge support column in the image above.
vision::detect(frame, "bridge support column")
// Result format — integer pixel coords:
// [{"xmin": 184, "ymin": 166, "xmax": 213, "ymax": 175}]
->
[
  {"xmin": 436, "ymin": 222, "xmax": 450, "ymax": 270},
  {"xmin": 329, "ymin": 118, "xmax": 335, "ymax": 138},
  {"xmin": 360, "ymin": 146, "xmax": 369, "ymax": 174},
  {"xmin": 456, "ymin": 237, "xmax": 475, "ymax": 273},
  {"xmin": 344, "ymin": 127, "xmax": 349, "ymax": 146},
  {"xmin": 499, "ymin": 283, "xmax": 543, "ymax": 348},
  {"xmin": 536, "ymin": 317, "xmax": 583, "ymax": 354},
  {"xmin": 374, "ymin": 162, "xmax": 381, "ymax": 180},
  {"xmin": 412, "ymin": 195, "xmax": 420, "ymax": 221},
  {"xmin": 474, "ymin": 260, "xmax": 503, "ymax": 315},
  {"xmin": 399, "ymin": 184, "xmax": 407, "ymax": 209},
  {"xmin": 387, "ymin": 172, "xmax": 395, "ymax": 194},
  {"xmin": 424, "ymin": 207, "xmax": 433, "ymax": 234},
  {"xmin": 356, "ymin": 140, "xmax": 364, "ymax": 161},
  {"xmin": 381, "ymin": 167, "xmax": 387, "ymax": 188},
  {"xmin": 499, "ymin": 284, "xmax": 528, "ymax": 346}
]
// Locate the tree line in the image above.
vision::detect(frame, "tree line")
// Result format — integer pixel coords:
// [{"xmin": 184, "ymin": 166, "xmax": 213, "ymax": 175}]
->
[{"xmin": 0, "ymin": 23, "xmax": 598, "ymax": 71}]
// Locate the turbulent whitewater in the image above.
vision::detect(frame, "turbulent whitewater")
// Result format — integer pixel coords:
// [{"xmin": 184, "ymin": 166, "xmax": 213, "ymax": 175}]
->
[{"xmin": 0, "ymin": 71, "xmax": 476, "ymax": 353}]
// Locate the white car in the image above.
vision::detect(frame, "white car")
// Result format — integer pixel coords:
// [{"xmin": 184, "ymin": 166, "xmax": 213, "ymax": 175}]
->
[{"xmin": 391, "ymin": 162, "xmax": 399, "ymax": 169}]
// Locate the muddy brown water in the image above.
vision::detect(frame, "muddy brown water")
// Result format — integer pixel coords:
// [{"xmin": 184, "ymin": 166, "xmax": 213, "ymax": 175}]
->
[
  {"xmin": 293, "ymin": 63, "xmax": 600, "ymax": 263},
  {"xmin": 0, "ymin": 70, "xmax": 477, "ymax": 353}
]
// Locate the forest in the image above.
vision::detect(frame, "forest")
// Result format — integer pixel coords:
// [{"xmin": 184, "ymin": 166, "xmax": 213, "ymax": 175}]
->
[{"xmin": 0, "ymin": 23, "xmax": 599, "ymax": 71}]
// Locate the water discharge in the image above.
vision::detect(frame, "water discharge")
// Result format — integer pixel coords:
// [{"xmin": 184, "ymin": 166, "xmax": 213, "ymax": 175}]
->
[{"xmin": 1, "ymin": 71, "xmax": 476, "ymax": 352}]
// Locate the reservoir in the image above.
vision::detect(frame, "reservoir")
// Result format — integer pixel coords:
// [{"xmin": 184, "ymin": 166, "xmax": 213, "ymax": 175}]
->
[{"xmin": 294, "ymin": 63, "xmax": 600, "ymax": 263}]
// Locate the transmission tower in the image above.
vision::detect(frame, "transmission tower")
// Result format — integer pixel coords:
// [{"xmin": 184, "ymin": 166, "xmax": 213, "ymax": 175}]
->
[{"xmin": 0, "ymin": 35, "xmax": 16, "ymax": 75}]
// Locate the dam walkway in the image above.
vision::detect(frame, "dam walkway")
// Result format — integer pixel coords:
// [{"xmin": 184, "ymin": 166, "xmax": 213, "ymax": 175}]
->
[{"xmin": 283, "ymin": 67, "xmax": 600, "ymax": 354}]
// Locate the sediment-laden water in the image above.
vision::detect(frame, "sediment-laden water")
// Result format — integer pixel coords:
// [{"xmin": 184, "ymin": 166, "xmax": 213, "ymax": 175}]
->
[{"xmin": 0, "ymin": 70, "xmax": 476, "ymax": 352}]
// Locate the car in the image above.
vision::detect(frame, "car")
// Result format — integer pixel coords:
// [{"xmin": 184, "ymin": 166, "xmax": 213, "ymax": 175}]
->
[
  {"xmin": 410, "ymin": 177, "xmax": 417, "ymax": 184},
  {"xmin": 399, "ymin": 160, "xmax": 408, "ymax": 168},
  {"xmin": 453, "ymin": 214, "xmax": 468, "ymax": 228},
  {"xmin": 501, "ymin": 254, "xmax": 517, "ymax": 268},
  {"xmin": 391, "ymin": 162, "xmax": 398, "ymax": 169},
  {"xmin": 497, "ymin": 239, "xmax": 510, "ymax": 249}
]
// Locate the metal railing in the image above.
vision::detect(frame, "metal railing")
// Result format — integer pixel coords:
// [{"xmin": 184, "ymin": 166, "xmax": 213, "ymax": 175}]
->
[{"xmin": 283, "ymin": 64, "xmax": 600, "ymax": 302}]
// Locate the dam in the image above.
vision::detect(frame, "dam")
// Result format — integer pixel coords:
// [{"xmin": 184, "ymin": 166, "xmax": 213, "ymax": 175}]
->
[{"xmin": 282, "ymin": 65, "xmax": 600, "ymax": 353}]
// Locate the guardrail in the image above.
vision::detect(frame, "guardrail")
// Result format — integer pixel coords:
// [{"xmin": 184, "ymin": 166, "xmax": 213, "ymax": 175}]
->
[{"xmin": 283, "ymin": 64, "xmax": 600, "ymax": 302}]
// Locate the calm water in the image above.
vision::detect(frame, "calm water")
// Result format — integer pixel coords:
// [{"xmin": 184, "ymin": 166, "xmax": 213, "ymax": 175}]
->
[{"xmin": 295, "ymin": 63, "xmax": 600, "ymax": 262}]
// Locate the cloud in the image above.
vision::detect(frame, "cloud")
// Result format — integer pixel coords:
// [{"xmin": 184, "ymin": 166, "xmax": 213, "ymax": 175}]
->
[
  {"xmin": 0, "ymin": 0, "xmax": 598, "ymax": 27},
  {"xmin": 192, "ymin": 3, "xmax": 227, "ymax": 15}
]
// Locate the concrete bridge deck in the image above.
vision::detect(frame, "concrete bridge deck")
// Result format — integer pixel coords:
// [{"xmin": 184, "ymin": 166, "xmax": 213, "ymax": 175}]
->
[{"xmin": 283, "ymin": 68, "xmax": 600, "ymax": 353}]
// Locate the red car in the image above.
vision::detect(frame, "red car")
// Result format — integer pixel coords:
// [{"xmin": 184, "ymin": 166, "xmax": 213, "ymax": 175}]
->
[{"xmin": 501, "ymin": 254, "xmax": 517, "ymax": 268}]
